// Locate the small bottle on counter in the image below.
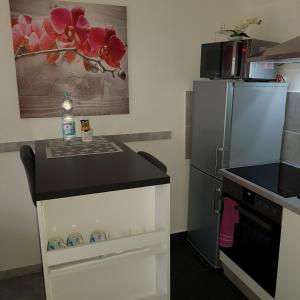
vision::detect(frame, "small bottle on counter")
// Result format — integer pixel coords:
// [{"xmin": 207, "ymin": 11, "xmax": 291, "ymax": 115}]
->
[
  {"xmin": 62, "ymin": 91, "xmax": 76, "ymax": 141},
  {"xmin": 80, "ymin": 119, "xmax": 93, "ymax": 142}
]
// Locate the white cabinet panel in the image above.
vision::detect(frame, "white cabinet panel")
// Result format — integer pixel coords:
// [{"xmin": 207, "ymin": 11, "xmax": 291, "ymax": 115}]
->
[{"xmin": 276, "ymin": 208, "xmax": 300, "ymax": 300}]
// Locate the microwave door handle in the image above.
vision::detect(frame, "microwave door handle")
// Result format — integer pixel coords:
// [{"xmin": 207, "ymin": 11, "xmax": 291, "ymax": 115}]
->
[
  {"xmin": 231, "ymin": 41, "xmax": 238, "ymax": 77},
  {"xmin": 231, "ymin": 41, "xmax": 241, "ymax": 78}
]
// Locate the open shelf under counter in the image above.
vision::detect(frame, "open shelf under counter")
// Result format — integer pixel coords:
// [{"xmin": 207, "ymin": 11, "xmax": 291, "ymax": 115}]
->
[
  {"xmin": 48, "ymin": 252, "xmax": 168, "ymax": 300},
  {"xmin": 48, "ymin": 244, "xmax": 166, "ymax": 277},
  {"xmin": 47, "ymin": 229, "xmax": 168, "ymax": 267},
  {"xmin": 37, "ymin": 184, "xmax": 170, "ymax": 300}
]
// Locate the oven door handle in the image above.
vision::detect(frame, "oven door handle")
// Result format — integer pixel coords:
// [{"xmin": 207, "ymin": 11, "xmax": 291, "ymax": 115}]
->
[{"xmin": 238, "ymin": 207, "xmax": 272, "ymax": 232}]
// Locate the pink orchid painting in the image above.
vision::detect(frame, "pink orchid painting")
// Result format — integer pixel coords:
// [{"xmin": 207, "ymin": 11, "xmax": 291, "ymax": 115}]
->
[{"xmin": 9, "ymin": 0, "xmax": 129, "ymax": 118}]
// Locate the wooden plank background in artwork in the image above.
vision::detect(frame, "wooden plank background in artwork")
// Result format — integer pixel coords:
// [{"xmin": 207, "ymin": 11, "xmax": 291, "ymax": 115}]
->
[{"xmin": 9, "ymin": 0, "xmax": 129, "ymax": 118}]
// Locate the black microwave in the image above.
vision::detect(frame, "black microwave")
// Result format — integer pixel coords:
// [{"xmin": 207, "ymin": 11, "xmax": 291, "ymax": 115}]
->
[{"xmin": 200, "ymin": 39, "xmax": 277, "ymax": 80}]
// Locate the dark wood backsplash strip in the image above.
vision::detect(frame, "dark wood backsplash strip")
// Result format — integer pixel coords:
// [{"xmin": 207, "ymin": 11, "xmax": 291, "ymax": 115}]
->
[{"xmin": 0, "ymin": 131, "xmax": 172, "ymax": 153}]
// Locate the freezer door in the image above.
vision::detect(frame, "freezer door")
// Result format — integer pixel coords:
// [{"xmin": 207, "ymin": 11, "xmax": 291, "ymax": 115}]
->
[
  {"xmin": 187, "ymin": 166, "xmax": 222, "ymax": 268},
  {"xmin": 191, "ymin": 81, "xmax": 233, "ymax": 179},
  {"xmin": 229, "ymin": 82, "xmax": 288, "ymax": 167}
]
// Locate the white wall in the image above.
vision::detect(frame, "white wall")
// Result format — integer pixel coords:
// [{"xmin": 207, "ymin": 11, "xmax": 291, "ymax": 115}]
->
[
  {"xmin": 0, "ymin": 0, "xmax": 249, "ymax": 271},
  {"xmin": 3, "ymin": 0, "xmax": 299, "ymax": 272}
]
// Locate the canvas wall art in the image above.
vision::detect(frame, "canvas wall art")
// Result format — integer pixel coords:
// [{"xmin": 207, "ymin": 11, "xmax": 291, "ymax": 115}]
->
[{"xmin": 9, "ymin": 0, "xmax": 128, "ymax": 118}]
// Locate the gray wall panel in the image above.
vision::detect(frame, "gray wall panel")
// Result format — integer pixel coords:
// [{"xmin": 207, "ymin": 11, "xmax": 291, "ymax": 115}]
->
[
  {"xmin": 281, "ymin": 92, "xmax": 300, "ymax": 165},
  {"xmin": 284, "ymin": 92, "xmax": 300, "ymax": 133}
]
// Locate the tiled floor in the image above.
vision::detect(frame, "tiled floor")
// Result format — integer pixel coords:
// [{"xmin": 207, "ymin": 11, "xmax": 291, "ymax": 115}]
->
[
  {"xmin": 0, "ymin": 272, "xmax": 46, "ymax": 300},
  {"xmin": 171, "ymin": 239, "xmax": 248, "ymax": 300},
  {"xmin": 0, "ymin": 239, "xmax": 248, "ymax": 300}
]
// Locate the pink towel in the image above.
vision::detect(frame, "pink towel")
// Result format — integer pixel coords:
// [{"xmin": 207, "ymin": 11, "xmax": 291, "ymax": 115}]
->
[{"xmin": 219, "ymin": 197, "xmax": 239, "ymax": 248}]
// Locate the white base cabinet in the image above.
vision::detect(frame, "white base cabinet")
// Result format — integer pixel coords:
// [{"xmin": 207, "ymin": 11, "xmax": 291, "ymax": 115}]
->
[
  {"xmin": 275, "ymin": 208, "xmax": 300, "ymax": 300},
  {"xmin": 36, "ymin": 185, "xmax": 170, "ymax": 300}
]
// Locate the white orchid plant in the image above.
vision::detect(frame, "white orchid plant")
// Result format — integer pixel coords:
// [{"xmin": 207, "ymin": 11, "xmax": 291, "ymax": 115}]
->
[{"xmin": 217, "ymin": 17, "xmax": 262, "ymax": 38}]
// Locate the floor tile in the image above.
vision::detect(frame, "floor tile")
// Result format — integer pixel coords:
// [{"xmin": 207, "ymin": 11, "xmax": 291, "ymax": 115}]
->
[{"xmin": 171, "ymin": 240, "xmax": 248, "ymax": 300}]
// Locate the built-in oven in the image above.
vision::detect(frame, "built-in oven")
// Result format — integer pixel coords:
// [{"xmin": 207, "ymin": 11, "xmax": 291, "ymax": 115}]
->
[
  {"xmin": 200, "ymin": 39, "xmax": 277, "ymax": 80},
  {"xmin": 221, "ymin": 178, "xmax": 282, "ymax": 297}
]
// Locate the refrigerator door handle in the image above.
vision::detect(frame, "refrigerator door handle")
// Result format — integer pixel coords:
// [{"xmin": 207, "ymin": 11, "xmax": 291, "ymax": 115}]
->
[
  {"xmin": 213, "ymin": 187, "xmax": 222, "ymax": 214},
  {"xmin": 214, "ymin": 146, "xmax": 224, "ymax": 176}
]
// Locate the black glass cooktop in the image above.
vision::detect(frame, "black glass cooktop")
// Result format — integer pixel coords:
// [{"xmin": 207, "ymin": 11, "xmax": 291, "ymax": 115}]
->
[{"xmin": 227, "ymin": 163, "xmax": 300, "ymax": 198}]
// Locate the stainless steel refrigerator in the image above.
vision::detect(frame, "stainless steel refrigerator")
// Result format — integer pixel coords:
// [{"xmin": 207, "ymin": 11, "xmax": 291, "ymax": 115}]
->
[{"xmin": 187, "ymin": 80, "xmax": 288, "ymax": 268}]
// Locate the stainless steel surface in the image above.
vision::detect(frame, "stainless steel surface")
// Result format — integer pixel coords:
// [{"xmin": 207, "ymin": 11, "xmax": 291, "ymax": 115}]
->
[
  {"xmin": 191, "ymin": 81, "xmax": 286, "ymax": 171},
  {"xmin": 248, "ymin": 35, "xmax": 300, "ymax": 63},
  {"xmin": 188, "ymin": 80, "xmax": 288, "ymax": 270},
  {"xmin": 220, "ymin": 168, "xmax": 300, "ymax": 216},
  {"xmin": 223, "ymin": 84, "xmax": 234, "ymax": 169},
  {"xmin": 191, "ymin": 80, "xmax": 233, "ymax": 179},
  {"xmin": 187, "ymin": 166, "xmax": 221, "ymax": 268},
  {"xmin": 248, "ymin": 61, "xmax": 276, "ymax": 80},
  {"xmin": 228, "ymin": 82, "xmax": 288, "ymax": 167}
]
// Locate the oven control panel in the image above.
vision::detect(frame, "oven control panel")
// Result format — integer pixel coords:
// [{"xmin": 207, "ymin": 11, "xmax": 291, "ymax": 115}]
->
[
  {"xmin": 255, "ymin": 194, "xmax": 282, "ymax": 223},
  {"xmin": 222, "ymin": 178, "xmax": 282, "ymax": 224}
]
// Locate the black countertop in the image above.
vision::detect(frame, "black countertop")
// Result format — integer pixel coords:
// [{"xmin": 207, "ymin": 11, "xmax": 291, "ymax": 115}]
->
[
  {"xmin": 227, "ymin": 163, "xmax": 300, "ymax": 198},
  {"xmin": 35, "ymin": 139, "xmax": 170, "ymax": 201},
  {"xmin": 220, "ymin": 163, "xmax": 300, "ymax": 215}
]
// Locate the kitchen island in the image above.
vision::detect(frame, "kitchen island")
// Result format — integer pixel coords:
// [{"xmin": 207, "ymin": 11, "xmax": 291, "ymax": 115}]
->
[
  {"xmin": 220, "ymin": 164, "xmax": 300, "ymax": 300},
  {"xmin": 35, "ymin": 139, "xmax": 170, "ymax": 300}
]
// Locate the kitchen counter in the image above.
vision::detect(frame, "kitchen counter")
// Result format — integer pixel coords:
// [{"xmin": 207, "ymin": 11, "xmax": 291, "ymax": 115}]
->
[
  {"xmin": 220, "ymin": 166, "xmax": 300, "ymax": 215},
  {"xmin": 35, "ymin": 138, "xmax": 171, "ymax": 300},
  {"xmin": 35, "ymin": 139, "xmax": 170, "ymax": 201}
]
